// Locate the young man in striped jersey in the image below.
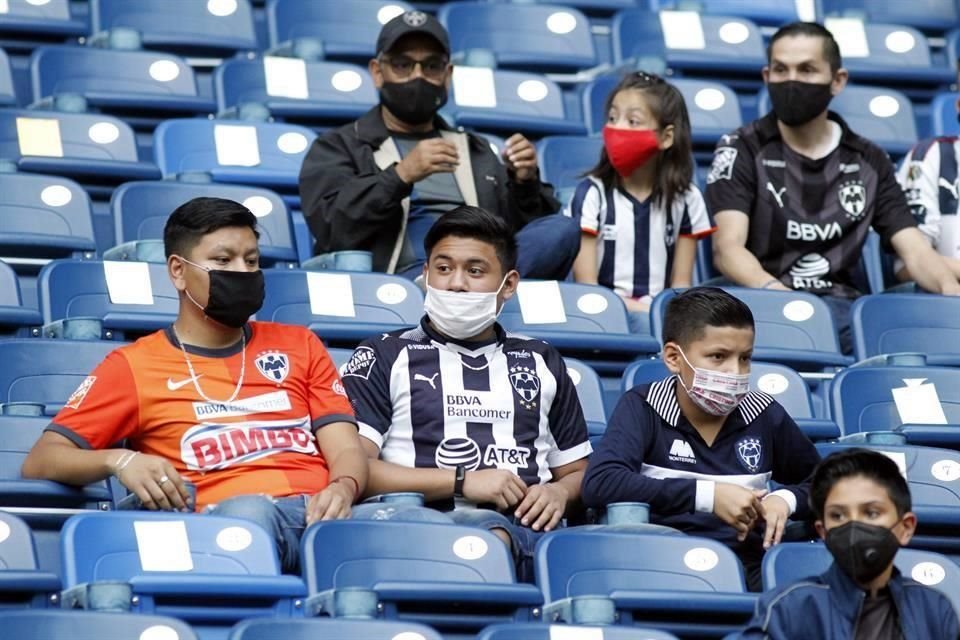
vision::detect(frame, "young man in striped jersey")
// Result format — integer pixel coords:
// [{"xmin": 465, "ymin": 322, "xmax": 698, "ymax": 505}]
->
[
  {"xmin": 582, "ymin": 287, "xmax": 820, "ymax": 591},
  {"xmin": 342, "ymin": 205, "xmax": 591, "ymax": 580}
]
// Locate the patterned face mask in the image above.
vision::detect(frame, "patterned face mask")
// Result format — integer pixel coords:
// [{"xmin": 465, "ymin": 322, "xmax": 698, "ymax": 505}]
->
[{"xmin": 676, "ymin": 346, "xmax": 750, "ymax": 416}]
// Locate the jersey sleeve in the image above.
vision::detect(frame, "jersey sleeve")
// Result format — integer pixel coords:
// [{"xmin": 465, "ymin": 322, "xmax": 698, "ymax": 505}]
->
[
  {"xmin": 679, "ymin": 185, "xmax": 717, "ymax": 239},
  {"xmin": 704, "ymin": 131, "xmax": 756, "ymax": 216},
  {"xmin": 564, "ymin": 178, "xmax": 603, "ymax": 236},
  {"xmin": 869, "ymin": 146, "xmax": 919, "ymax": 250},
  {"xmin": 46, "ymin": 350, "xmax": 140, "ymax": 449},
  {"xmin": 897, "ymin": 141, "xmax": 943, "ymax": 249},
  {"xmin": 306, "ymin": 331, "xmax": 356, "ymax": 431},
  {"xmin": 766, "ymin": 402, "xmax": 820, "ymax": 519},
  {"xmin": 340, "ymin": 338, "xmax": 396, "ymax": 449},
  {"xmin": 543, "ymin": 349, "xmax": 592, "ymax": 468}
]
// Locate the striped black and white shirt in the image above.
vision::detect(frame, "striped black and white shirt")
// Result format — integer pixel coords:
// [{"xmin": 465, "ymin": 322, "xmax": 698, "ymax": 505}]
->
[{"xmin": 342, "ymin": 318, "xmax": 592, "ymax": 507}]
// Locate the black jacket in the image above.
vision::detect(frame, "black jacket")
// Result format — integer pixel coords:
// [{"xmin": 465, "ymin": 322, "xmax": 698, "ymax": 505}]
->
[{"xmin": 298, "ymin": 106, "xmax": 559, "ymax": 272}]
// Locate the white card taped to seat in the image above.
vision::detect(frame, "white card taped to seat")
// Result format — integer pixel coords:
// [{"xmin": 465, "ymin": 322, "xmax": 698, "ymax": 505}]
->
[
  {"xmin": 517, "ymin": 280, "xmax": 567, "ymax": 324},
  {"xmin": 134, "ymin": 520, "xmax": 193, "ymax": 572},
  {"xmin": 214, "ymin": 124, "xmax": 261, "ymax": 167},
  {"xmin": 264, "ymin": 56, "xmax": 309, "ymax": 100},
  {"xmin": 307, "ymin": 271, "xmax": 356, "ymax": 317},
  {"xmin": 104, "ymin": 261, "xmax": 155, "ymax": 305}
]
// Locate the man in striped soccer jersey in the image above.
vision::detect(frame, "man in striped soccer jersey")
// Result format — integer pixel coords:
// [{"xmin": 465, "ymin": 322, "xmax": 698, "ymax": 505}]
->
[
  {"xmin": 22, "ymin": 197, "xmax": 368, "ymax": 573},
  {"xmin": 341, "ymin": 205, "xmax": 592, "ymax": 581}
]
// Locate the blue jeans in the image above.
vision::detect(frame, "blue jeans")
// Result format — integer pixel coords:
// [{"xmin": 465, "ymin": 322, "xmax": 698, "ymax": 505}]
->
[
  {"xmin": 447, "ymin": 509, "xmax": 544, "ymax": 583},
  {"xmin": 627, "ymin": 310, "xmax": 651, "ymax": 334},
  {"xmin": 205, "ymin": 494, "xmax": 309, "ymax": 575}
]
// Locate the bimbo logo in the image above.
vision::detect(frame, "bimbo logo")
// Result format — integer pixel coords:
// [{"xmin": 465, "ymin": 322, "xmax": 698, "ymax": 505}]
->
[{"xmin": 180, "ymin": 417, "xmax": 316, "ymax": 471}]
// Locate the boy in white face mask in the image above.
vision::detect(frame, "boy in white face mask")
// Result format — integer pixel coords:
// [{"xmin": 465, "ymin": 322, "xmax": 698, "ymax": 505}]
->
[
  {"xmin": 582, "ymin": 287, "xmax": 820, "ymax": 591},
  {"xmin": 342, "ymin": 205, "xmax": 592, "ymax": 582}
]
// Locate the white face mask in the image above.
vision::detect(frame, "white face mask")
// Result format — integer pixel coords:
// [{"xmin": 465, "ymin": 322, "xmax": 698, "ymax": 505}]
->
[
  {"xmin": 676, "ymin": 346, "xmax": 750, "ymax": 416},
  {"xmin": 424, "ymin": 274, "xmax": 508, "ymax": 340}
]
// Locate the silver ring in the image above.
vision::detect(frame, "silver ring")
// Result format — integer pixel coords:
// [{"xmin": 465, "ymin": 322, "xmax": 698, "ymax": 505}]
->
[{"xmin": 158, "ymin": 475, "xmax": 170, "ymax": 485}]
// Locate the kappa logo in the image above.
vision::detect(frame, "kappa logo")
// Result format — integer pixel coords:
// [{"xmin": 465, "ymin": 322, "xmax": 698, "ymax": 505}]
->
[
  {"xmin": 736, "ymin": 437, "xmax": 763, "ymax": 472},
  {"xmin": 839, "ymin": 180, "xmax": 867, "ymax": 220},
  {"xmin": 255, "ymin": 351, "xmax": 289, "ymax": 384},
  {"xmin": 414, "ymin": 372, "xmax": 440, "ymax": 390},
  {"xmin": 403, "ymin": 10, "xmax": 428, "ymax": 26},
  {"xmin": 707, "ymin": 146, "xmax": 737, "ymax": 184},
  {"xmin": 509, "ymin": 364, "xmax": 541, "ymax": 410},
  {"xmin": 766, "ymin": 182, "xmax": 787, "ymax": 208},
  {"xmin": 669, "ymin": 439, "xmax": 696, "ymax": 464}
]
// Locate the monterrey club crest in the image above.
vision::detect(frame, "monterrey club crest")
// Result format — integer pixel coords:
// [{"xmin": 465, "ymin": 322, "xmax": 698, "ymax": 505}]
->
[
  {"xmin": 255, "ymin": 351, "xmax": 289, "ymax": 384},
  {"xmin": 509, "ymin": 365, "xmax": 541, "ymax": 410},
  {"xmin": 838, "ymin": 180, "xmax": 867, "ymax": 220},
  {"xmin": 736, "ymin": 437, "xmax": 763, "ymax": 473},
  {"xmin": 403, "ymin": 10, "xmax": 428, "ymax": 26}
]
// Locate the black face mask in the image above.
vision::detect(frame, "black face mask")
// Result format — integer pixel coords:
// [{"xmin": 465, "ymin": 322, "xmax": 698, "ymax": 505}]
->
[
  {"xmin": 380, "ymin": 77, "xmax": 447, "ymax": 126},
  {"xmin": 767, "ymin": 80, "xmax": 834, "ymax": 127},
  {"xmin": 825, "ymin": 520, "xmax": 901, "ymax": 584},
  {"xmin": 181, "ymin": 258, "xmax": 265, "ymax": 329}
]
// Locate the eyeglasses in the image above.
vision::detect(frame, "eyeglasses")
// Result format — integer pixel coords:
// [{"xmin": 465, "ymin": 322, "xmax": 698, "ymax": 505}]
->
[{"xmin": 380, "ymin": 54, "xmax": 449, "ymax": 80}]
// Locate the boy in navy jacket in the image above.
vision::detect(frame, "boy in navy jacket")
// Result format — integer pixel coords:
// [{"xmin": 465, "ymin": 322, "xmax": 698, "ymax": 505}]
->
[
  {"xmin": 739, "ymin": 449, "xmax": 958, "ymax": 639},
  {"xmin": 582, "ymin": 287, "xmax": 820, "ymax": 590}
]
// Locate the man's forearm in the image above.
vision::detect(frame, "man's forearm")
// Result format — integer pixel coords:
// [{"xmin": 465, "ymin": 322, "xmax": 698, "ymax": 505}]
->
[
  {"xmin": 21, "ymin": 438, "xmax": 121, "ymax": 486},
  {"xmin": 325, "ymin": 445, "xmax": 370, "ymax": 502},
  {"xmin": 555, "ymin": 469, "xmax": 584, "ymax": 510},
  {"xmin": 715, "ymin": 244, "xmax": 787, "ymax": 289},
  {"xmin": 365, "ymin": 458, "xmax": 455, "ymax": 501}
]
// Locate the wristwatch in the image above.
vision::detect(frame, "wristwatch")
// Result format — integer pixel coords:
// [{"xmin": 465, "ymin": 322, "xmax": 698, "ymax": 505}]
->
[{"xmin": 453, "ymin": 464, "xmax": 466, "ymax": 498}]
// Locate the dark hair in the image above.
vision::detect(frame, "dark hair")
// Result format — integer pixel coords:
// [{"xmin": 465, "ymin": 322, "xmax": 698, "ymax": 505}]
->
[
  {"xmin": 586, "ymin": 71, "xmax": 694, "ymax": 214},
  {"xmin": 662, "ymin": 287, "xmax": 754, "ymax": 346},
  {"xmin": 163, "ymin": 197, "xmax": 259, "ymax": 258},
  {"xmin": 809, "ymin": 448, "xmax": 912, "ymax": 520},
  {"xmin": 768, "ymin": 22, "xmax": 842, "ymax": 73},
  {"xmin": 423, "ymin": 205, "xmax": 518, "ymax": 273}
]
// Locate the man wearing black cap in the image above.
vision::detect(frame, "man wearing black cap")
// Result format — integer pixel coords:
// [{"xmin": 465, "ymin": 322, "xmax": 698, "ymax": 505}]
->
[{"xmin": 299, "ymin": 10, "xmax": 579, "ymax": 279}]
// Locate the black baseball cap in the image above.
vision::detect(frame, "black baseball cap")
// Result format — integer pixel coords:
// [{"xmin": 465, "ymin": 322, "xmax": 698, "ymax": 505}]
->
[{"xmin": 376, "ymin": 10, "xmax": 450, "ymax": 57}]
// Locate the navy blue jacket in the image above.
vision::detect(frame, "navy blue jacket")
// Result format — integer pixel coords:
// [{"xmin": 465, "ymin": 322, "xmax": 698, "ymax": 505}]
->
[
  {"xmin": 738, "ymin": 562, "xmax": 959, "ymax": 639},
  {"xmin": 582, "ymin": 377, "xmax": 820, "ymax": 555}
]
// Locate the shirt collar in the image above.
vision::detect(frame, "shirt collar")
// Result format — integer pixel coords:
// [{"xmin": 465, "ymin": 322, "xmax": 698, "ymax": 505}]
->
[
  {"xmin": 643, "ymin": 375, "xmax": 775, "ymax": 427},
  {"xmin": 354, "ymin": 105, "xmax": 456, "ymax": 147},
  {"xmin": 756, "ymin": 109, "xmax": 865, "ymax": 153},
  {"xmin": 419, "ymin": 315, "xmax": 505, "ymax": 353}
]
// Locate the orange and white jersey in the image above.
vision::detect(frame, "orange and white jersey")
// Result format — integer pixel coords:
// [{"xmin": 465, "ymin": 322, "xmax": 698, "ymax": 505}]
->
[{"xmin": 49, "ymin": 322, "xmax": 355, "ymax": 509}]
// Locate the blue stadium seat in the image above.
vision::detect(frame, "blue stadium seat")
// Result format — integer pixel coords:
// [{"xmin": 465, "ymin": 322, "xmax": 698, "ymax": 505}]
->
[
  {"xmin": 30, "ymin": 47, "xmax": 216, "ymax": 118},
  {"xmin": 447, "ymin": 69, "xmax": 586, "ymax": 136},
  {"xmin": 536, "ymin": 529, "xmax": 756, "ymax": 637},
  {"xmin": 815, "ymin": 442, "xmax": 960, "ymax": 556},
  {"xmin": 153, "ymin": 118, "xmax": 316, "ymax": 204},
  {"xmin": 267, "ymin": 0, "xmax": 414, "ymax": 62},
  {"xmin": 823, "ymin": 0, "xmax": 959, "ymax": 36},
  {"xmin": 762, "ymin": 542, "xmax": 960, "ymax": 615},
  {"xmin": 0, "ymin": 610, "xmax": 198, "ymax": 640},
  {"xmin": 852, "ymin": 294, "xmax": 960, "ymax": 366},
  {"xmin": 758, "ymin": 84, "xmax": 918, "ymax": 158},
  {"xmin": 90, "ymin": 0, "xmax": 257, "ymax": 56},
  {"xmin": 108, "ymin": 181, "xmax": 297, "ymax": 267},
  {"xmin": 612, "ymin": 9, "xmax": 765, "ymax": 78},
  {"xmin": 438, "ymin": 2, "xmax": 596, "ymax": 72},
  {"xmin": 621, "ymin": 359, "xmax": 841, "ymax": 441},
  {"xmin": 0, "ymin": 261, "xmax": 41, "ymax": 335},
  {"xmin": 825, "ymin": 21, "xmax": 954, "ymax": 91},
  {"xmin": 650, "ymin": 0, "xmax": 816, "ymax": 26},
  {"xmin": 829, "ymin": 365, "xmax": 960, "ymax": 448},
  {"xmin": 535, "ymin": 135, "xmax": 602, "ymax": 201},
  {"xmin": 479, "ymin": 623, "xmax": 680, "ymax": 640},
  {"xmin": 0, "ymin": 109, "xmax": 160, "ymax": 186},
  {"xmin": 0, "ymin": 48, "xmax": 14, "ymax": 106},
  {"xmin": 301, "ymin": 520, "xmax": 542, "ymax": 634},
  {"xmin": 0, "ymin": 414, "xmax": 113, "ymax": 511},
  {"xmin": 38, "ymin": 259, "xmax": 179, "ymax": 340},
  {"xmin": 230, "ymin": 617, "xmax": 442, "ymax": 640},
  {"xmin": 0, "ymin": 172, "xmax": 95, "ymax": 261},
  {"xmin": 651, "ymin": 287, "xmax": 851, "ymax": 370},
  {"xmin": 566, "ymin": 358, "xmax": 607, "ymax": 445},
  {"xmin": 60, "ymin": 512, "xmax": 306, "ymax": 633},
  {"xmin": 930, "ymin": 91, "xmax": 960, "ymax": 136},
  {"xmin": 499, "ymin": 281, "xmax": 660, "ymax": 374},
  {"xmin": 0, "ymin": 338, "xmax": 119, "ymax": 415},
  {"xmin": 0, "ymin": 511, "xmax": 61, "ymax": 609},
  {"xmin": 0, "ymin": 0, "xmax": 85, "ymax": 45},
  {"xmin": 215, "ymin": 57, "xmax": 377, "ymax": 126},
  {"xmin": 259, "ymin": 269, "xmax": 423, "ymax": 347}
]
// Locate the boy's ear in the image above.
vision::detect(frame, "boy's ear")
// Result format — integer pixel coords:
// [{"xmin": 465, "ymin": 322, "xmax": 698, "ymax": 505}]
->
[
  {"xmin": 894, "ymin": 512, "xmax": 918, "ymax": 546},
  {"xmin": 814, "ymin": 520, "xmax": 826, "ymax": 540},
  {"xmin": 662, "ymin": 341, "xmax": 682, "ymax": 374}
]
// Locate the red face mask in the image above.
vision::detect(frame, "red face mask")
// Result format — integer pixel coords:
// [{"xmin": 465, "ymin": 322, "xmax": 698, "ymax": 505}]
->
[{"xmin": 602, "ymin": 126, "xmax": 661, "ymax": 177}]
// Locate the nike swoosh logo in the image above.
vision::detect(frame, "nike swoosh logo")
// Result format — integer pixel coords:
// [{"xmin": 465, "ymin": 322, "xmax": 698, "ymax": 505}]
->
[{"xmin": 167, "ymin": 375, "xmax": 201, "ymax": 391}]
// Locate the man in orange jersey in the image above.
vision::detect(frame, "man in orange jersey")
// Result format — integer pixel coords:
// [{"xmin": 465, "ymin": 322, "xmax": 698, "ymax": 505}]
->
[{"xmin": 22, "ymin": 197, "xmax": 368, "ymax": 573}]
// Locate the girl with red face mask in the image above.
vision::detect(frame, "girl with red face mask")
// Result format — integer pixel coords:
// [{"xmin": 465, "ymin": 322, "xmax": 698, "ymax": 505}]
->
[{"xmin": 564, "ymin": 72, "xmax": 716, "ymax": 334}]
